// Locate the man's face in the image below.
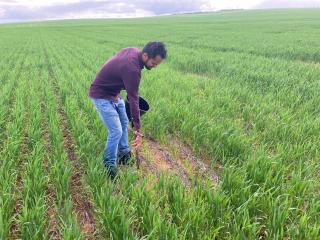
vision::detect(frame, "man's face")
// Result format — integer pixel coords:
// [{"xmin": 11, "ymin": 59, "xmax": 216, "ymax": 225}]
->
[{"xmin": 142, "ymin": 53, "xmax": 163, "ymax": 70}]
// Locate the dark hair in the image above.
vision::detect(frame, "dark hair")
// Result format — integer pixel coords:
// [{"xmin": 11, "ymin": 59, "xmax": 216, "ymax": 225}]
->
[{"xmin": 142, "ymin": 41, "xmax": 167, "ymax": 59}]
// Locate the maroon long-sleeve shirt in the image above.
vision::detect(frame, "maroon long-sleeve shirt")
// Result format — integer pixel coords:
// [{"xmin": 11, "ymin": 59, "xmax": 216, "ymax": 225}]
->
[{"xmin": 89, "ymin": 47, "xmax": 145, "ymax": 130}]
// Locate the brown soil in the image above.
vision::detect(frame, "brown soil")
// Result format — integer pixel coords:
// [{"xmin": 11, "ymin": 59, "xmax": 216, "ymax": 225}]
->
[
  {"xmin": 8, "ymin": 120, "xmax": 29, "ymax": 239},
  {"xmin": 167, "ymin": 137, "xmax": 221, "ymax": 183},
  {"xmin": 41, "ymin": 100, "xmax": 60, "ymax": 240},
  {"xmin": 8, "ymin": 171, "xmax": 24, "ymax": 239},
  {"xmin": 142, "ymin": 138, "xmax": 192, "ymax": 187},
  {"xmin": 45, "ymin": 190, "xmax": 60, "ymax": 239},
  {"xmin": 55, "ymin": 90, "xmax": 97, "ymax": 239},
  {"xmin": 44, "ymin": 49, "xmax": 97, "ymax": 239},
  {"xmin": 135, "ymin": 134, "xmax": 221, "ymax": 189}
]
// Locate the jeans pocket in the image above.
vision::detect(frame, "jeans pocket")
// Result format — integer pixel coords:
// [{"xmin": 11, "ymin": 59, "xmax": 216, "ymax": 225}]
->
[{"xmin": 92, "ymin": 99, "xmax": 110, "ymax": 111}]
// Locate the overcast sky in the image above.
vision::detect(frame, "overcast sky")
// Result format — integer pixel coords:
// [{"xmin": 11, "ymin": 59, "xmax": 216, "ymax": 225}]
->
[{"xmin": 0, "ymin": 0, "xmax": 320, "ymax": 23}]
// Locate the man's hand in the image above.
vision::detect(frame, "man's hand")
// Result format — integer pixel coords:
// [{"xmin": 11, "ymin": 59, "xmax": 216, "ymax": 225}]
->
[{"xmin": 132, "ymin": 130, "xmax": 143, "ymax": 149}]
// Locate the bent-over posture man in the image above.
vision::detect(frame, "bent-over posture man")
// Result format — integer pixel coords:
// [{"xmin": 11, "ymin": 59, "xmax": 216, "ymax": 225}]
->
[{"xmin": 88, "ymin": 41, "xmax": 167, "ymax": 179}]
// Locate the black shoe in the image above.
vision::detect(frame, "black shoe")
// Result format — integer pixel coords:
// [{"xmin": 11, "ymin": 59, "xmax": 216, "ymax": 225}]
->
[
  {"xmin": 102, "ymin": 153, "xmax": 118, "ymax": 180},
  {"xmin": 117, "ymin": 151, "xmax": 134, "ymax": 165},
  {"xmin": 104, "ymin": 164, "xmax": 117, "ymax": 180},
  {"xmin": 107, "ymin": 166, "xmax": 118, "ymax": 180}
]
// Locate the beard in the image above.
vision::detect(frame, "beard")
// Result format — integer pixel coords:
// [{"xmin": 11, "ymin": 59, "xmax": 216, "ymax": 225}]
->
[{"xmin": 143, "ymin": 62, "xmax": 152, "ymax": 70}]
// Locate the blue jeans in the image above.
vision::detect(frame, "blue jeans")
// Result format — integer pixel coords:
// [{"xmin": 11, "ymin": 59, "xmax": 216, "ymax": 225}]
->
[{"xmin": 91, "ymin": 97, "xmax": 130, "ymax": 167}]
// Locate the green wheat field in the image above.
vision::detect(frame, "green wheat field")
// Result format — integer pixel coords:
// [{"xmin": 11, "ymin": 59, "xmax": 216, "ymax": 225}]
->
[{"xmin": 0, "ymin": 8, "xmax": 319, "ymax": 239}]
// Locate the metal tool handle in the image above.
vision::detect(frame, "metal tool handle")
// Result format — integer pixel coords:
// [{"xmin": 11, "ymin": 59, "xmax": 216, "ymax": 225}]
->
[{"xmin": 135, "ymin": 148, "xmax": 140, "ymax": 169}]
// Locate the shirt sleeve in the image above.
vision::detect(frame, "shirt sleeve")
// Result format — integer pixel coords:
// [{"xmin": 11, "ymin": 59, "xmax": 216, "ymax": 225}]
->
[{"xmin": 122, "ymin": 67, "xmax": 141, "ymax": 130}]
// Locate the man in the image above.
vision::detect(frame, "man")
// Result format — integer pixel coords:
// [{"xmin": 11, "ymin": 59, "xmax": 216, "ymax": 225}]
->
[{"xmin": 88, "ymin": 41, "xmax": 167, "ymax": 179}]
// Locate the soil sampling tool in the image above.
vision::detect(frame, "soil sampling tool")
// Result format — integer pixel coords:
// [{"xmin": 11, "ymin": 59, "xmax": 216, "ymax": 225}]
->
[{"xmin": 125, "ymin": 96, "xmax": 150, "ymax": 169}]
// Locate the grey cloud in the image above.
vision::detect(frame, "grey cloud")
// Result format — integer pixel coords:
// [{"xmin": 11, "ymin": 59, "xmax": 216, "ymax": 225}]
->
[
  {"xmin": 256, "ymin": 0, "xmax": 320, "ymax": 8},
  {"xmin": 128, "ymin": 0, "xmax": 208, "ymax": 15},
  {"xmin": 1, "ymin": 0, "xmax": 320, "ymax": 23},
  {"xmin": 1, "ymin": 1, "xmax": 132, "ymax": 21},
  {"xmin": 0, "ymin": 0, "xmax": 209, "ymax": 22}
]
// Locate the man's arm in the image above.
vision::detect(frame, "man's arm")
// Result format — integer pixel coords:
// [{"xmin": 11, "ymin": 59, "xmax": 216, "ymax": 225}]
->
[{"xmin": 122, "ymin": 68, "xmax": 141, "ymax": 131}]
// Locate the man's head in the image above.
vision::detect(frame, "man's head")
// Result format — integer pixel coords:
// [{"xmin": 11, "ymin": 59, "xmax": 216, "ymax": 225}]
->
[{"xmin": 141, "ymin": 41, "xmax": 167, "ymax": 70}]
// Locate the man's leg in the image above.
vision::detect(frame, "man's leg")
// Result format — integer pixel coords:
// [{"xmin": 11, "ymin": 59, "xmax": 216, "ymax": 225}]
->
[
  {"xmin": 116, "ymin": 98, "xmax": 131, "ymax": 157},
  {"xmin": 91, "ymin": 98, "xmax": 122, "ymax": 176}
]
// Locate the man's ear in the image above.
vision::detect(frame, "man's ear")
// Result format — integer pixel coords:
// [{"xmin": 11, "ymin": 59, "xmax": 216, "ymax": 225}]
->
[{"xmin": 142, "ymin": 52, "xmax": 148, "ymax": 60}]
